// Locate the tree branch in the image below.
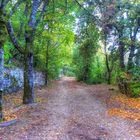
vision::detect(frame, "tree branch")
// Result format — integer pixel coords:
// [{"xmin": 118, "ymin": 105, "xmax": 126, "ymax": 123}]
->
[
  {"xmin": 35, "ymin": 0, "xmax": 49, "ymax": 28},
  {"xmin": 29, "ymin": 0, "xmax": 42, "ymax": 28},
  {"xmin": 6, "ymin": 20, "xmax": 24, "ymax": 54}
]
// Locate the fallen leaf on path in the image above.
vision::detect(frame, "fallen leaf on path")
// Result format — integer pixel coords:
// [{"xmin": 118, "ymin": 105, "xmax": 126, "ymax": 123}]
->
[
  {"xmin": 110, "ymin": 95, "xmax": 140, "ymax": 110},
  {"xmin": 108, "ymin": 108, "xmax": 140, "ymax": 121}
]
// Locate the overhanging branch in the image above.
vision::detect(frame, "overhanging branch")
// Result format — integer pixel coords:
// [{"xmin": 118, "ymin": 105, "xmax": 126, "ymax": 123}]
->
[
  {"xmin": 35, "ymin": 0, "xmax": 49, "ymax": 28},
  {"xmin": 6, "ymin": 20, "xmax": 24, "ymax": 54}
]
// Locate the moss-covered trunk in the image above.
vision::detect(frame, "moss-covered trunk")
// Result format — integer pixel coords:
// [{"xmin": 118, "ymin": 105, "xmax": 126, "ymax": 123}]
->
[
  {"xmin": 22, "ymin": 0, "xmax": 42, "ymax": 103},
  {"xmin": 23, "ymin": 28, "xmax": 34, "ymax": 104},
  {"xmin": 23, "ymin": 50, "xmax": 34, "ymax": 104}
]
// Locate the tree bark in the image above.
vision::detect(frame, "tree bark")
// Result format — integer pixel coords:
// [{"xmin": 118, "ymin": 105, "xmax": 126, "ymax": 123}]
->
[
  {"xmin": 23, "ymin": 50, "xmax": 34, "ymax": 104},
  {"xmin": 0, "ymin": 49, "xmax": 4, "ymax": 120},
  {"xmin": 0, "ymin": 7, "xmax": 7, "ymax": 120},
  {"xmin": 23, "ymin": 28, "xmax": 34, "ymax": 104}
]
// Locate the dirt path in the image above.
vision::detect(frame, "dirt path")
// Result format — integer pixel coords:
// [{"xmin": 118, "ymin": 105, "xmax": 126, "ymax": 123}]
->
[{"xmin": 0, "ymin": 77, "xmax": 140, "ymax": 140}]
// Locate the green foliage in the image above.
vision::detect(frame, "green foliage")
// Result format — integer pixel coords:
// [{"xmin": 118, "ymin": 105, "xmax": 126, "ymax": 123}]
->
[
  {"xmin": 33, "ymin": 8, "xmax": 75, "ymax": 80},
  {"xmin": 73, "ymin": 26, "xmax": 104, "ymax": 84},
  {"xmin": 129, "ymin": 67, "xmax": 140, "ymax": 97},
  {"xmin": 130, "ymin": 83, "xmax": 140, "ymax": 98},
  {"xmin": 4, "ymin": 40, "xmax": 13, "ymax": 64},
  {"xmin": 118, "ymin": 67, "xmax": 140, "ymax": 97},
  {"xmin": 90, "ymin": 55, "xmax": 106, "ymax": 84}
]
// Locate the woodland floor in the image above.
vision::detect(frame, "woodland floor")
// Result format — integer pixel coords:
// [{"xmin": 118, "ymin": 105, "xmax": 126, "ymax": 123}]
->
[{"xmin": 0, "ymin": 77, "xmax": 140, "ymax": 140}]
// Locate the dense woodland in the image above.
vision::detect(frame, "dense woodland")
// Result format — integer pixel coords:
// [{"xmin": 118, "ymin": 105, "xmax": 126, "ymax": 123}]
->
[{"xmin": 0, "ymin": 0, "xmax": 140, "ymax": 126}]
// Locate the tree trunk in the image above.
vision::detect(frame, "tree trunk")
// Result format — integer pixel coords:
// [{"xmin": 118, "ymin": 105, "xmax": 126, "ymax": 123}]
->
[
  {"xmin": 45, "ymin": 42, "xmax": 49, "ymax": 85},
  {"xmin": 23, "ymin": 51, "xmax": 34, "ymax": 104},
  {"xmin": 128, "ymin": 34, "xmax": 137, "ymax": 70},
  {"xmin": 0, "ymin": 49, "xmax": 4, "ymax": 120},
  {"xmin": 105, "ymin": 53, "xmax": 112, "ymax": 84},
  {"xmin": 104, "ymin": 34, "xmax": 112, "ymax": 84},
  {"xmin": 0, "ymin": 8, "xmax": 6, "ymax": 120},
  {"xmin": 118, "ymin": 34, "xmax": 125, "ymax": 70},
  {"xmin": 83, "ymin": 63, "xmax": 89, "ymax": 83},
  {"xmin": 107, "ymin": 71, "xmax": 111, "ymax": 84},
  {"xmin": 135, "ymin": 47, "xmax": 140, "ymax": 66},
  {"xmin": 23, "ymin": 28, "xmax": 34, "ymax": 104},
  {"xmin": 23, "ymin": 0, "xmax": 44, "ymax": 104},
  {"xmin": 127, "ymin": 44, "xmax": 135, "ymax": 70}
]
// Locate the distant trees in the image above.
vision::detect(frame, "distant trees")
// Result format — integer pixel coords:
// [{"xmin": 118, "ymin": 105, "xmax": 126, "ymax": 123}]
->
[
  {"xmin": 74, "ymin": 0, "xmax": 140, "ymax": 94},
  {"xmin": 97, "ymin": 0, "xmax": 140, "ymax": 95}
]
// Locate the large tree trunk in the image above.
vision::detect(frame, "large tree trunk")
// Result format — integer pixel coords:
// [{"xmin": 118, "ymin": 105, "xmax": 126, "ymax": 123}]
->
[
  {"xmin": 23, "ymin": 29, "xmax": 34, "ymax": 104},
  {"xmin": 23, "ymin": 51, "xmax": 34, "ymax": 104},
  {"xmin": 23, "ymin": 0, "xmax": 43, "ymax": 104},
  {"xmin": 0, "ymin": 49, "xmax": 4, "ymax": 120}
]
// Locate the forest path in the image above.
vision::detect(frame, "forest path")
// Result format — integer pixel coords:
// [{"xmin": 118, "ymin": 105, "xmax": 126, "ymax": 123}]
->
[{"xmin": 0, "ymin": 77, "xmax": 140, "ymax": 140}]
